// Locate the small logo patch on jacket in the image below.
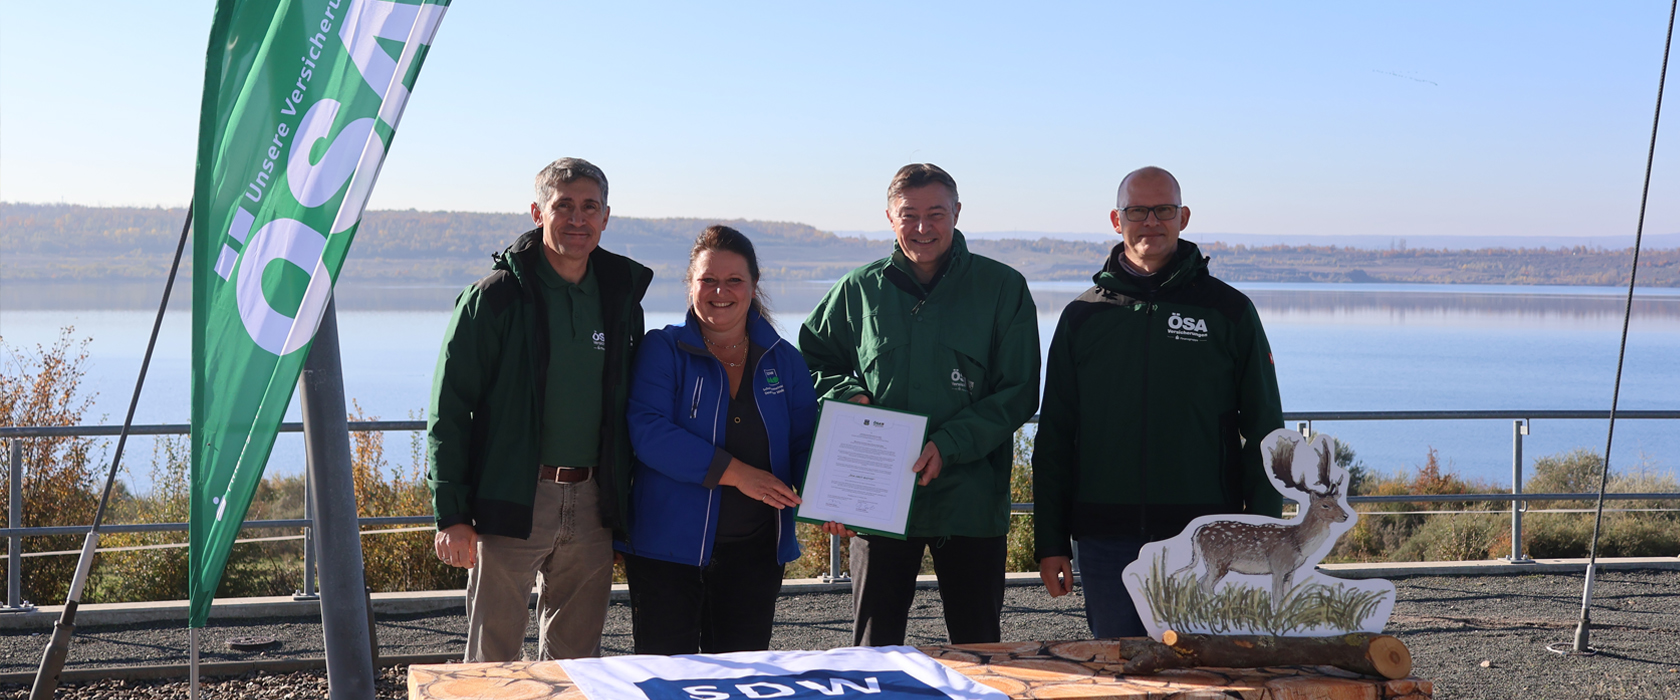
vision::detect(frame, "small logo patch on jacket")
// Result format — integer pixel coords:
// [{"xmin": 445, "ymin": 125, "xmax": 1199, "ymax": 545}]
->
[
  {"xmin": 762, "ymin": 368, "xmax": 785, "ymax": 395},
  {"xmin": 591, "ymin": 330, "xmax": 607, "ymax": 350},
  {"xmin": 1167, "ymin": 312, "xmax": 1210, "ymax": 342},
  {"xmin": 950, "ymin": 368, "xmax": 975, "ymax": 393}
]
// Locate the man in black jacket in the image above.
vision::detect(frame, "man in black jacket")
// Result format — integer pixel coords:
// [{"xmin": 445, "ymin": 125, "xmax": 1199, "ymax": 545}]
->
[
  {"xmin": 1032, "ymin": 167, "xmax": 1284, "ymax": 638},
  {"xmin": 429, "ymin": 158, "xmax": 652, "ymax": 661}
]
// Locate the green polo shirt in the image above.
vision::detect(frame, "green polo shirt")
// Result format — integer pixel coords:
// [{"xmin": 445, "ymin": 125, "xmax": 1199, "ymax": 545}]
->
[{"xmin": 534, "ymin": 258, "xmax": 605, "ymax": 467}]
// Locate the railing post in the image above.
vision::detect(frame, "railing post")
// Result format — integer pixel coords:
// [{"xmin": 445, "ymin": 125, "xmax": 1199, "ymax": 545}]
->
[
  {"xmin": 295, "ymin": 467, "xmax": 319, "ymax": 601},
  {"xmin": 824, "ymin": 533, "xmax": 848, "ymax": 583},
  {"xmin": 1508, "ymin": 419, "xmax": 1533, "ymax": 563},
  {"xmin": 7, "ymin": 438, "xmax": 27, "ymax": 612}
]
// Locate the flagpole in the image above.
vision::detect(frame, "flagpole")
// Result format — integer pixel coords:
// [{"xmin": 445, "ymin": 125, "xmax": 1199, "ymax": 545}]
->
[
  {"xmin": 30, "ymin": 205, "xmax": 193, "ymax": 700},
  {"xmin": 298, "ymin": 299, "xmax": 378, "ymax": 699},
  {"xmin": 1569, "ymin": 0, "xmax": 1674, "ymax": 656}
]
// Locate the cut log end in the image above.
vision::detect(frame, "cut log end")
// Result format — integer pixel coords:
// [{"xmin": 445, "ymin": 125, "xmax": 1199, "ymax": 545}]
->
[{"xmin": 1367, "ymin": 635, "xmax": 1413, "ymax": 680}]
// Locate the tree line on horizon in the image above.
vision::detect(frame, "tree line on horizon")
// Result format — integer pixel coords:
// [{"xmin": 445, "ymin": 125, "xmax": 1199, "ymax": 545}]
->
[{"xmin": 4, "ymin": 202, "xmax": 1676, "ymax": 286}]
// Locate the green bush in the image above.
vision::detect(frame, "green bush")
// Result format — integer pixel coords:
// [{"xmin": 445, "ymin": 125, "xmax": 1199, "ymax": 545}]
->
[
  {"xmin": 1005, "ymin": 429, "xmax": 1036, "ymax": 574},
  {"xmin": 1520, "ymin": 450, "xmax": 1680, "ymax": 559},
  {"xmin": 1385, "ymin": 513, "xmax": 1505, "ymax": 562},
  {"xmin": 88, "ymin": 436, "xmax": 191, "ymax": 603},
  {"xmin": 1334, "ymin": 438, "xmax": 1371, "ymax": 496}
]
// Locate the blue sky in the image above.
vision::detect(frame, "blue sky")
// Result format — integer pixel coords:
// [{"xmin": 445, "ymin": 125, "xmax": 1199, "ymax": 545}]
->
[{"xmin": 1, "ymin": 1, "xmax": 1674, "ymax": 239}]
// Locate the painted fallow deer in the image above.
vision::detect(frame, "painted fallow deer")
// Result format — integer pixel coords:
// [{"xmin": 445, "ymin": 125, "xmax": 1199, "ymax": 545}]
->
[{"xmin": 1175, "ymin": 437, "xmax": 1349, "ymax": 606}]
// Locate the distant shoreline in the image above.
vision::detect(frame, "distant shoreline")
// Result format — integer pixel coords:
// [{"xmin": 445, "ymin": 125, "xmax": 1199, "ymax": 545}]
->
[
  {"xmin": 5, "ymin": 202, "xmax": 1678, "ymax": 289},
  {"xmin": 7, "ymin": 279, "xmax": 1680, "ymax": 315}
]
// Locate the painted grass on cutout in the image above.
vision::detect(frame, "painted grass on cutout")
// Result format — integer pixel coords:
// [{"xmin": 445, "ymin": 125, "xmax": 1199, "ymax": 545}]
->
[{"xmin": 1134, "ymin": 552, "xmax": 1388, "ymax": 635}]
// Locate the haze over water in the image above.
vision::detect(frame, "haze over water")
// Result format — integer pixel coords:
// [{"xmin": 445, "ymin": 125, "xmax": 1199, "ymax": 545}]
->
[{"xmin": 3, "ymin": 280, "xmax": 1678, "ymax": 495}]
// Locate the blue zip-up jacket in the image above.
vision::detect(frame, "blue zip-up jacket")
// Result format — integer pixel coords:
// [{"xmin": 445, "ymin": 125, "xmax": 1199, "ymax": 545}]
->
[{"xmin": 618, "ymin": 308, "xmax": 819, "ymax": 566}]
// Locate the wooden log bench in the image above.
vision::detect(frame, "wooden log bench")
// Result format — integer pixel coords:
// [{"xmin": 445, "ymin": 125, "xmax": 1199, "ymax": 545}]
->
[{"xmin": 408, "ymin": 639, "xmax": 1433, "ymax": 700}]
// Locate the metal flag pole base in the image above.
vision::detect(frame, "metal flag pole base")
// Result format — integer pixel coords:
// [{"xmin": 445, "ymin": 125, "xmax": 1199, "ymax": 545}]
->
[
  {"xmin": 1547, "ymin": 639, "xmax": 1597, "ymax": 657},
  {"xmin": 191, "ymin": 627, "xmax": 201, "ymax": 700}
]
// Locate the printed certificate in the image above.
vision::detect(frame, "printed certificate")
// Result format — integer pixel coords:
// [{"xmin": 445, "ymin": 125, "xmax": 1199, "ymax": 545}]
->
[{"xmin": 795, "ymin": 399, "xmax": 928, "ymax": 538}]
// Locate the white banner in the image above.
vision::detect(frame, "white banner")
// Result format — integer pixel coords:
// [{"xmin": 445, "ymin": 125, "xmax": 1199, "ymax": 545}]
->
[{"xmin": 557, "ymin": 647, "xmax": 1005, "ymax": 700}]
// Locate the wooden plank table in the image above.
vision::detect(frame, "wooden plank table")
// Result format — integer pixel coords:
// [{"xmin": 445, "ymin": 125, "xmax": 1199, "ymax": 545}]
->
[{"xmin": 409, "ymin": 640, "xmax": 1433, "ymax": 700}]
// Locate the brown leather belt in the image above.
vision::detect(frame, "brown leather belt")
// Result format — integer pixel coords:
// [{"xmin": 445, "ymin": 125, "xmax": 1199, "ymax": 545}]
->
[{"xmin": 539, "ymin": 465, "xmax": 593, "ymax": 483}]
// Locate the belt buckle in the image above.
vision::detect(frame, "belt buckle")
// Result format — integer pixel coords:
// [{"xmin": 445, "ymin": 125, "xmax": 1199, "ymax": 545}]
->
[{"xmin": 544, "ymin": 465, "xmax": 590, "ymax": 483}]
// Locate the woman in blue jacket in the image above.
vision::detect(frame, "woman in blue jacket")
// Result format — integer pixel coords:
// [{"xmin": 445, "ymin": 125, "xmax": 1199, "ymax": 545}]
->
[{"xmin": 620, "ymin": 225, "xmax": 818, "ymax": 654}]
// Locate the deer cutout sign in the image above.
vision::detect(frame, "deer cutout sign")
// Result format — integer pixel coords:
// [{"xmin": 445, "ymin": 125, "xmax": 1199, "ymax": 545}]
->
[{"xmin": 1120, "ymin": 430, "xmax": 1396, "ymax": 640}]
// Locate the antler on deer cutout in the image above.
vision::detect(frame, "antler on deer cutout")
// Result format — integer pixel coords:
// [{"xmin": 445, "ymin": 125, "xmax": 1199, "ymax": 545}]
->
[{"xmin": 1176, "ymin": 438, "xmax": 1348, "ymax": 606}]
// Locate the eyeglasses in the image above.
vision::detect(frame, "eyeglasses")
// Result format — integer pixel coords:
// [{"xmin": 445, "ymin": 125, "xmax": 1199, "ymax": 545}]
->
[{"xmin": 1119, "ymin": 204, "xmax": 1182, "ymax": 222}]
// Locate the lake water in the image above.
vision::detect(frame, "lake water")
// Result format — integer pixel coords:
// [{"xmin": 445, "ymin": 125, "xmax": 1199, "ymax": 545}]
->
[{"xmin": 3, "ymin": 280, "xmax": 1678, "ymax": 494}]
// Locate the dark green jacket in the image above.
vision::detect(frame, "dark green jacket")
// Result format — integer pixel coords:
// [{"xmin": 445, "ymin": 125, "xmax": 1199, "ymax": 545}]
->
[
  {"xmin": 1033, "ymin": 241, "xmax": 1283, "ymax": 560},
  {"xmin": 428, "ymin": 229, "xmax": 652, "ymax": 540},
  {"xmin": 800, "ymin": 231, "xmax": 1040, "ymax": 538}
]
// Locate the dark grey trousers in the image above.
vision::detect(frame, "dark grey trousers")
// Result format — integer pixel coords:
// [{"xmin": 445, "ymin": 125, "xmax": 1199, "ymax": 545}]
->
[{"xmin": 849, "ymin": 534, "xmax": 1006, "ymax": 646}]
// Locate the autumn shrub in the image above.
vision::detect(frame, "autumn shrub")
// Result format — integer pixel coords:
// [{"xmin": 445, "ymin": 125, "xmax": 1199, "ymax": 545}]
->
[
  {"xmin": 1520, "ymin": 450, "xmax": 1680, "ymax": 559},
  {"xmin": 1328, "ymin": 446, "xmax": 1680, "ymax": 563},
  {"xmin": 0, "ymin": 328, "xmax": 101, "ymax": 606},
  {"xmin": 350, "ymin": 403, "xmax": 465, "ymax": 593},
  {"xmin": 1329, "ymin": 447, "xmax": 1501, "ymax": 563},
  {"xmin": 785, "ymin": 522, "xmax": 846, "ymax": 580}
]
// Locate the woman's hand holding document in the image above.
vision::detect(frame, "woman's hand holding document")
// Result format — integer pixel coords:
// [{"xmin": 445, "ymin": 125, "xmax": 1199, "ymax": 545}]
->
[{"xmin": 796, "ymin": 399, "xmax": 929, "ymax": 538}]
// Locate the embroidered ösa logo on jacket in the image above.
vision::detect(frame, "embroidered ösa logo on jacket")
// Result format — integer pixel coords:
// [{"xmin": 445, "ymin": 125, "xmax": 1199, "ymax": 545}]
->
[{"xmin": 1167, "ymin": 312, "xmax": 1210, "ymax": 342}]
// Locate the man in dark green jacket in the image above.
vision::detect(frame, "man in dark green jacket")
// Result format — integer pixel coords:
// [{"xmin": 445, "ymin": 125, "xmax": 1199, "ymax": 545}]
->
[
  {"xmin": 1033, "ymin": 166, "xmax": 1283, "ymax": 638},
  {"xmin": 428, "ymin": 158, "xmax": 652, "ymax": 661},
  {"xmin": 801, "ymin": 163, "xmax": 1040, "ymax": 646}
]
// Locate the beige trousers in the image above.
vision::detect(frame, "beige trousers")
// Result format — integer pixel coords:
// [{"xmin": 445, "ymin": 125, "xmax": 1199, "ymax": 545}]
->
[{"xmin": 464, "ymin": 478, "xmax": 614, "ymax": 661}]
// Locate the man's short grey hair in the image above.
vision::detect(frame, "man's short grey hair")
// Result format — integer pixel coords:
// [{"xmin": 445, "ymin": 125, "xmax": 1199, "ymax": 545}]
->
[
  {"xmin": 535, "ymin": 157, "xmax": 609, "ymax": 205},
  {"xmin": 887, "ymin": 163, "xmax": 959, "ymax": 206},
  {"xmin": 1116, "ymin": 166, "xmax": 1181, "ymax": 208}
]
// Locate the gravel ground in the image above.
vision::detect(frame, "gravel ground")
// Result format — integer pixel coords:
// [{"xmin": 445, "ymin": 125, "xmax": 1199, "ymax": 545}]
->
[{"xmin": 2, "ymin": 570, "xmax": 1676, "ymax": 699}]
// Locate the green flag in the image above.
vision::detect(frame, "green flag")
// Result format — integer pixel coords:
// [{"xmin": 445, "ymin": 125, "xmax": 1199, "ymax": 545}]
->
[{"xmin": 190, "ymin": 0, "xmax": 449, "ymax": 629}]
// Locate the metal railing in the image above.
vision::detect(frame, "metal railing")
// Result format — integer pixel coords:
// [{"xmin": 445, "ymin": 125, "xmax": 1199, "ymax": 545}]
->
[
  {"xmin": 3, "ymin": 410, "xmax": 1678, "ymax": 607},
  {"xmin": 0, "ymin": 420, "xmax": 429, "ymax": 611}
]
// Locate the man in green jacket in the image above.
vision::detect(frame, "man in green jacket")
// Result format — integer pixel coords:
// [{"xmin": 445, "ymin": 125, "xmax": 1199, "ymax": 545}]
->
[
  {"xmin": 428, "ymin": 158, "xmax": 652, "ymax": 661},
  {"xmin": 801, "ymin": 163, "xmax": 1041, "ymax": 646},
  {"xmin": 1033, "ymin": 166, "xmax": 1283, "ymax": 638}
]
